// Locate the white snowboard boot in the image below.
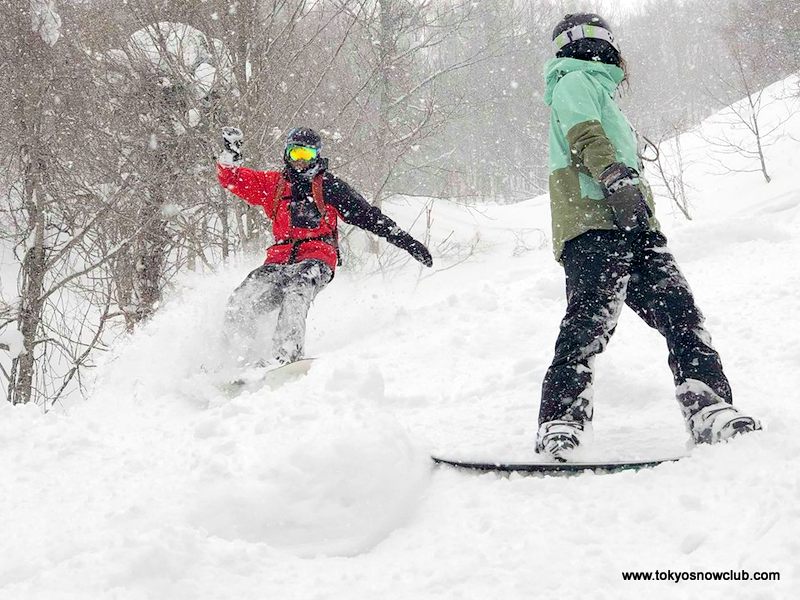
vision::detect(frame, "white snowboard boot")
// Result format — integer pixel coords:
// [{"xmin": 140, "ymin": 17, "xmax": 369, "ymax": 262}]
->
[
  {"xmin": 535, "ymin": 420, "xmax": 591, "ymax": 462},
  {"xmin": 687, "ymin": 404, "xmax": 762, "ymax": 445},
  {"xmin": 677, "ymin": 379, "xmax": 761, "ymax": 444}
]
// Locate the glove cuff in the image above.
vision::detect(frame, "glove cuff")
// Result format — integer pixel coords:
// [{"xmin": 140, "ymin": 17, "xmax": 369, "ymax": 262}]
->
[
  {"xmin": 386, "ymin": 227, "xmax": 410, "ymax": 246},
  {"xmin": 599, "ymin": 162, "xmax": 639, "ymax": 195},
  {"xmin": 218, "ymin": 149, "xmax": 242, "ymax": 166}
]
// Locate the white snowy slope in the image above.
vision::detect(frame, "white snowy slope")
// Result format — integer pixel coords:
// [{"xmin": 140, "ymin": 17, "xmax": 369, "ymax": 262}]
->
[{"xmin": 1, "ymin": 77, "xmax": 799, "ymax": 600}]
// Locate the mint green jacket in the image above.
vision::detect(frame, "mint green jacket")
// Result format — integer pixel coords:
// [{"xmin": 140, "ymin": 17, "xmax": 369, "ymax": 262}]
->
[{"xmin": 543, "ymin": 57, "xmax": 659, "ymax": 260}]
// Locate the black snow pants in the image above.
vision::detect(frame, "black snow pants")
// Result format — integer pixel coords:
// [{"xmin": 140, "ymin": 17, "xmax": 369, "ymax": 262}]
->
[
  {"xmin": 225, "ymin": 259, "xmax": 333, "ymax": 364},
  {"xmin": 538, "ymin": 230, "xmax": 732, "ymax": 426}
]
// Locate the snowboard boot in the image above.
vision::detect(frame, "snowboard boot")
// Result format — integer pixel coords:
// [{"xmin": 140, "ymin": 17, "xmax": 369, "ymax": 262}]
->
[
  {"xmin": 687, "ymin": 404, "xmax": 762, "ymax": 445},
  {"xmin": 273, "ymin": 351, "xmax": 299, "ymax": 367},
  {"xmin": 273, "ymin": 338, "xmax": 303, "ymax": 366},
  {"xmin": 535, "ymin": 420, "xmax": 590, "ymax": 462},
  {"xmin": 677, "ymin": 379, "xmax": 761, "ymax": 444}
]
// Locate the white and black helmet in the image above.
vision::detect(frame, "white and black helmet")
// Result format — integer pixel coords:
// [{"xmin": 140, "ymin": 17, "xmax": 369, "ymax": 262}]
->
[{"xmin": 552, "ymin": 13, "xmax": 621, "ymax": 66}]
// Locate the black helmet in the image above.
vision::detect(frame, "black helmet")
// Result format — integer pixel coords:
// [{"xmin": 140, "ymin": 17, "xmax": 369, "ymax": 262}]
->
[
  {"xmin": 284, "ymin": 127, "xmax": 322, "ymax": 154},
  {"xmin": 552, "ymin": 13, "xmax": 621, "ymax": 66},
  {"xmin": 283, "ymin": 127, "xmax": 327, "ymax": 177}
]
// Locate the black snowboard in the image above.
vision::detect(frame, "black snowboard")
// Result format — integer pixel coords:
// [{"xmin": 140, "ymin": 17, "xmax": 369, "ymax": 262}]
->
[{"xmin": 432, "ymin": 455, "xmax": 683, "ymax": 475}]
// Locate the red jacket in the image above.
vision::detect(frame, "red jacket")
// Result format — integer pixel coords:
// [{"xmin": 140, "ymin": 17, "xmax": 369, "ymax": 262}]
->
[
  {"xmin": 218, "ymin": 162, "xmax": 418, "ymax": 273},
  {"xmin": 218, "ymin": 163, "xmax": 340, "ymax": 270}
]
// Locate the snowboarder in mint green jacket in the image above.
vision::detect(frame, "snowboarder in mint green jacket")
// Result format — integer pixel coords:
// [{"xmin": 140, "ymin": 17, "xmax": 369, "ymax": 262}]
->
[{"xmin": 536, "ymin": 13, "xmax": 761, "ymax": 461}]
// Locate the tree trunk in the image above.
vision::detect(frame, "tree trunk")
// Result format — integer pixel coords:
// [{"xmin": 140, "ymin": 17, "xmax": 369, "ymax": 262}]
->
[
  {"xmin": 132, "ymin": 185, "xmax": 169, "ymax": 323},
  {"xmin": 751, "ymin": 111, "xmax": 771, "ymax": 184},
  {"xmin": 9, "ymin": 127, "xmax": 48, "ymax": 405},
  {"xmin": 373, "ymin": 0, "xmax": 396, "ymax": 211}
]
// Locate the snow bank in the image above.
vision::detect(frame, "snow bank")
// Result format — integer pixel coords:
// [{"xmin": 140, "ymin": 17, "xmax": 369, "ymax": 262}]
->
[
  {"xmin": 85, "ymin": 262, "xmax": 430, "ymax": 558},
  {"xmin": 0, "ymin": 323, "xmax": 24, "ymax": 358},
  {"xmin": 30, "ymin": 0, "xmax": 61, "ymax": 47},
  {"xmin": 126, "ymin": 22, "xmax": 234, "ymax": 102},
  {"xmin": 188, "ymin": 389, "xmax": 429, "ymax": 556}
]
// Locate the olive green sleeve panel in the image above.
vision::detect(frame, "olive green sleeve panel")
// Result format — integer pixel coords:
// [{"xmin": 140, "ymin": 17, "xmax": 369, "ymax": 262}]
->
[
  {"xmin": 548, "ymin": 167, "xmax": 616, "ymax": 261},
  {"xmin": 566, "ymin": 120, "xmax": 617, "ymax": 180}
]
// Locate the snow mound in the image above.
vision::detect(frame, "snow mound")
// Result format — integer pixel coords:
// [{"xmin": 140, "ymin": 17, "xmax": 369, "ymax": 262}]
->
[
  {"xmin": 88, "ymin": 264, "xmax": 430, "ymax": 558},
  {"xmin": 189, "ymin": 391, "xmax": 429, "ymax": 556}
]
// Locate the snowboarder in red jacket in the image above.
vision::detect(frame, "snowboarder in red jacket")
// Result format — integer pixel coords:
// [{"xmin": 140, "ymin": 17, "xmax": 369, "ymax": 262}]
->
[{"xmin": 217, "ymin": 126, "xmax": 432, "ymax": 365}]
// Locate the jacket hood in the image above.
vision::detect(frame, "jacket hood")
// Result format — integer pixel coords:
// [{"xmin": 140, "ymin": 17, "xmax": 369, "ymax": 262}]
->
[{"xmin": 543, "ymin": 57, "xmax": 624, "ymax": 105}]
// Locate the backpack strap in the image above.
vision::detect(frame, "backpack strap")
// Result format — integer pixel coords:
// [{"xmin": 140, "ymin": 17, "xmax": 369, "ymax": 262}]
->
[
  {"xmin": 271, "ymin": 176, "xmax": 288, "ymax": 220},
  {"xmin": 311, "ymin": 173, "xmax": 327, "ymax": 219},
  {"xmin": 311, "ymin": 173, "xmax": 340, "ymax": 265}
]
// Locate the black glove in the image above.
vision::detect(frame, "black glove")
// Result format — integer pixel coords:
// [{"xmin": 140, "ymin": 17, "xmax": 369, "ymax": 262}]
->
[
  {"xmin": 221, "ymin": 126, "xmax": 243, "ymax": 165},
  {"xmin": 598, "ymin": 162, "xmax": 652, "ymax": 233},
  {"xmin": 392, "ymin": 233, "xmax": 433, "ymax": 267}
]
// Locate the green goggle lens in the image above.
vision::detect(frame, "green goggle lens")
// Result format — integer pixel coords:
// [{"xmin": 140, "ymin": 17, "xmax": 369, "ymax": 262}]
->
[{"xmin": 287, "ymin": 145, "xmax": 318, "ymax": 161}]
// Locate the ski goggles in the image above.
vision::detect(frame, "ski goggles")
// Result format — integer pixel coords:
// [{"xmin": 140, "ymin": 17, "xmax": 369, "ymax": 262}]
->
[
  {"xmin": 286, "ymin": 144, "xmax": 318, "ymax": 161},
  {"xmin": 553, "ymin": 24, "xmax": 619, "ymax": 53}
]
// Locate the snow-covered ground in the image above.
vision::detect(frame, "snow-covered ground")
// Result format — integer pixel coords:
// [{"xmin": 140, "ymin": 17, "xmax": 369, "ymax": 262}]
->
[{"xmin": 2, "ymin": 78, "xmax": 799, "ymax": 599}]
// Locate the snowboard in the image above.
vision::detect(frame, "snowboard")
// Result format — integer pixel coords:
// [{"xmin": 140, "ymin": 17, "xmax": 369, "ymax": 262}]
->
[
  {"xmin": 431, "ymin": 455, "xmax": 683, "ymax": 475},
  {"xmin": 221, "ymin": 358, "xmax": 316, "ymax": 396}
]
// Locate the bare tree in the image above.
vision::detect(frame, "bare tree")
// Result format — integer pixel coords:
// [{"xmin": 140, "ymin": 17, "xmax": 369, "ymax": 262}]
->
[
  {"xmin": 0, "ymin": 0, "xmax": 134, "ymax": 406},
  {"xmin": 651, "ymin": 123, "xmax": 692, "ymax": 220},
  {"xmin": 83, "ymin": 10, "xmax": 239, "ymax": 329},
  {"xmin": 701, "ymin": 47, "xmax": 791, "ymax": 184},
  {"xmin": 325, "ymin": 0, "xmax": 517, "ymax": 205}
]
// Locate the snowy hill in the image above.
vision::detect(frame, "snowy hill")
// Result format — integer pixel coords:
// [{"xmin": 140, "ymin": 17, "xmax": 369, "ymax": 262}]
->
[{"xmin": 2, "ymin": 76, "xmax": 799, "ymax": 599}]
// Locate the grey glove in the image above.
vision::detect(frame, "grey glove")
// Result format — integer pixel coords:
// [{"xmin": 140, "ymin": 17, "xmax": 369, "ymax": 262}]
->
[
  {"xmin": 220, "ymin": 126, "xmax": 243, "ymax": 165},
  {"xmin": 598, "ymin": 162, "xmax": 652, "ymax": 233}
]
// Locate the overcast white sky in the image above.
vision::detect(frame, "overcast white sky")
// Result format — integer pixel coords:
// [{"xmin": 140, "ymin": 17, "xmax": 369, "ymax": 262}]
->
[{"xmin": 596, "ymin": 0, "xmax": 649, "ymax": 18}]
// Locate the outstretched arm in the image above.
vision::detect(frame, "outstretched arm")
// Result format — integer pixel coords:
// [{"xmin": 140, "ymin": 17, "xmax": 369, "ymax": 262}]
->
[{"xmin": 326, "ymin": 176, "xmax": 433, "ymax": 267}]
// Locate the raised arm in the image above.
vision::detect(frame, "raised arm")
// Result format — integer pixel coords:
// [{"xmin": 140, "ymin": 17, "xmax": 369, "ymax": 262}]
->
[{"xmin": 216, "ymin": 127, "xmax": 281, "ymax": 213}]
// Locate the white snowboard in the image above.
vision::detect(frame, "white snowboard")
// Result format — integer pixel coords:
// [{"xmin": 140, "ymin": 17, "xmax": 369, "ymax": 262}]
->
[{"xmin": 222, "ymin": 358, "xmax": 316, "ymax": 396}]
